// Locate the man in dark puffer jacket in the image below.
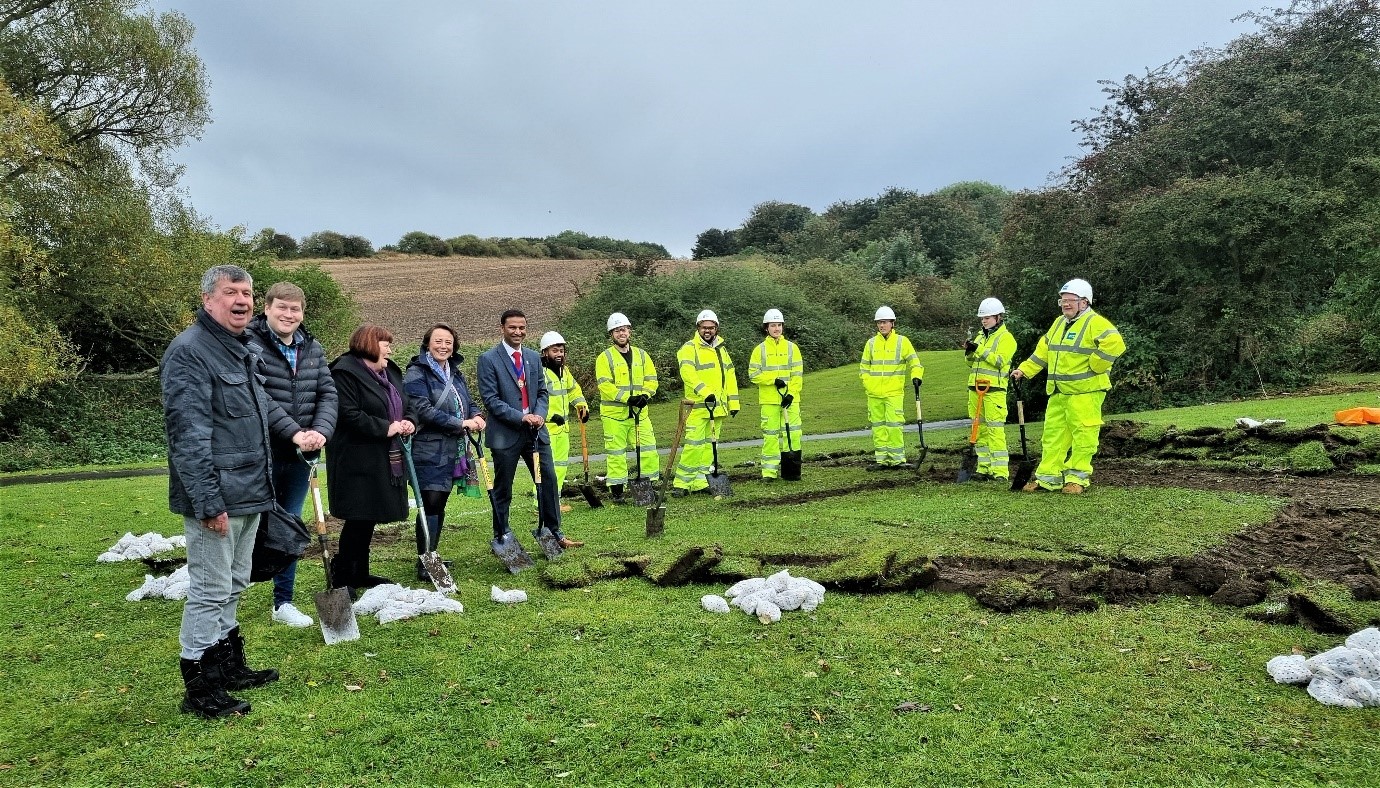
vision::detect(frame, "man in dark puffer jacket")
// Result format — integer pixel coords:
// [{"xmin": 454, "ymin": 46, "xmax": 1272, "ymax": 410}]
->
[{"xmin": 246, "ymin": 282, "xmax": 338, "ymax": 628}]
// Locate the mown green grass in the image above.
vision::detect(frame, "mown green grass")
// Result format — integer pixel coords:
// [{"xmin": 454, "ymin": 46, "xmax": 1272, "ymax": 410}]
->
[{"xmin": 1, "ymin": 429, "xmax": 1364, "ymax": 788}]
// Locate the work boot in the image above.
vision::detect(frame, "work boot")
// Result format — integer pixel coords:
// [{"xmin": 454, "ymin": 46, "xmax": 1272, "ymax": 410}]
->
[
  {"xmin": 329, "ymin": 556, "xmax": 358, "ymax": 601},
  {"xmin": 179, "ymin": 653, "xmax": 250, "ymax": 719},
  {"xmin": 219, "ymin": 627, "xmax": 279, "ymax": 690},
  {"xmin": 356, "ymin": 556, "xmax": 393, "ymax": 588},
  {"xmin": 671, "ymin": 488, "xmax": 688, "ymax": 498},
  {"xmin": 1021, "ymin": 481, "xmax": 1042, "ymax": 492},
  {"xmin": 1062, "ymin": 482, "xmax": 1085, "ymax": 495},
  {"xmin": 608, "ymin": 484, "xmax": 625, "ymax": 504},
  {"xmin": 558, "ymin": 535, "xmax": 585, "ymax": 548}
]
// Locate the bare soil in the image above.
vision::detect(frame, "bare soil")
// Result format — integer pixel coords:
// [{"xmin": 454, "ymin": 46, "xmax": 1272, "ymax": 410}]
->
[{"xmin": 315, "ymin": 254, "xmax": 694, "ymax": 346}]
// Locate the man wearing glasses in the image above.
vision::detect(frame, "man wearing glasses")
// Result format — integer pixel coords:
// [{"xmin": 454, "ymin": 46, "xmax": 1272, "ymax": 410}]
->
[{"xmin": 1010, "ymin": 278, "xmax": 1126, "ymax": 494}]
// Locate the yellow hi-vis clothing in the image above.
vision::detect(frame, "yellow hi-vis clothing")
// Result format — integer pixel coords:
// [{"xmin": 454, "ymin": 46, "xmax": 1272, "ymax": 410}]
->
[
  {"xmin": 859, "ymin": 331, "xmax": 923, "ymax": 465},
  {"xmin": 595, "ymin": 345, "xmax": 659, "ymax": 486},
  {"xmin": 966, "ymin": 323, "xmax": 1017, "ymax": 479},
  {"xmin": 675, "ymin": 333, "xmax": 739, "ymax": 491},
  {"xmin": 748, "ymin": 335, "xmax": 803, "ymax": 478},
  {"xmin": 542, "ymin": 364, "xmax": 587, "ymax": 492},
  {"xmin": 1016, "ymin": 308, "xmax": 1126, "ymax": 489}
]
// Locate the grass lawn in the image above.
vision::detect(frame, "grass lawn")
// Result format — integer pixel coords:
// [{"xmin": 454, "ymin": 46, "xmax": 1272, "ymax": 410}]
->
[{"xmin": 5, "ymin": 376, "xmax": 1380, "ymax": 785}]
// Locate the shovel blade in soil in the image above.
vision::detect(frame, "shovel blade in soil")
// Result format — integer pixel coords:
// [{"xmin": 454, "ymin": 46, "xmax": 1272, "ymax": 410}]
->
[
  {"xmin": 1009, "ymin": 458, "xmax": 1034, "ymax": 491},
  {"xmin": 491, "ymin": 533, "xmax": 534, "ymax": 574},
  {"xmin": 315, "ymin": 588, "xmax": 360, "ymax": 645},
  {"xmin": 707, "ymin": 471, "xmax": 733, "ymax": 498},
  {"xmin": 957, "ymin": 447, "xmax": 979, "ymax": 483},
  {"xmin": 645, "ymin": 504, "xmax": 666, "ymax": 537},
  {"xmin": 631, "ymin": 478, "xmax": 657, "ymax": 507},
  {"xmin": 532, "ymin": 528, "xmax": 565, "ymax": 560},
  {"xmin": 419, "ymin": 551, "xmax": 457, "ymax": 594},
  {"xmin": 580, "ymin": 483, "xmax": 603, "ymax": 508},
  {"xmin": 781, "ymin": 450, "xmax": 802, "ymax": 481}
]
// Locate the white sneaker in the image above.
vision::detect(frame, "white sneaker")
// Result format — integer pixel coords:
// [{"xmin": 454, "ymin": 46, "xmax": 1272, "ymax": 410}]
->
[{"xmin": 272, "ymin": 602, "xmax": 313, "ymax": 628}]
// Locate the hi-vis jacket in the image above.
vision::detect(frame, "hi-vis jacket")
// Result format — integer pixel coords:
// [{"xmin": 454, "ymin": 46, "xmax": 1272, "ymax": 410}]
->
[
  {"xmin": 1016, "ymin": 308, "xmax": 1126, "ymax": 395},
  {"xmin": 677, "ymin": 333, "xmax": 740, "ymax": 411},
  {"xmin": 859, "ymin": 331, "xmax": 923, "ymax": 398},
  {"xmin": 965, "ymin": 323, "xmax": 1017, "ymax": 390},
  {"xmin": 748, "ymin": 336, "xmax": 803, "ymax": 405},
  {"xmin": 542, "ymin": 364, "xmax": 586, "ymax": 434},
  {"xmin": 595, "ymin": 345, "xmax": 658, "ymax": 419}
]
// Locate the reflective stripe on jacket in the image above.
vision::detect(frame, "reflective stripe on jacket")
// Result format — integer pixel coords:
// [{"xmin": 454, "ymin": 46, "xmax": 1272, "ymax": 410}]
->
[
  {"xmin": 677, "ymin": 333, "xmax": 740, "ymax": 410},
  {"xmin": 748, "ymin": 336, "xmax": 803, "ymax": 405},
  {"xmin": 965, "ymin": 323, "xmax": 1017, "ymax": 390},
  {"xmin": 1017, "ymin": 308, "xmax": 1126, "ymax": 395},
  {"xmin": 595, "ymin": 345, "xmax": 658, "ymax": 418},
  {"xmin": 859, "ymin": 331, "xmax": 923, "ymax": 398},
  {"xmin": 543, "ymin": 365, "xmax": 586, "ymax": 434}
]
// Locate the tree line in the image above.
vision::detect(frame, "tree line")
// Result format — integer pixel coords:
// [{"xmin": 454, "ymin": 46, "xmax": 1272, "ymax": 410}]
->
[
  {"xmin": 683, "ymin": 0, "xmax": 1380, "ymax": 409},
  {"xmin": 250, "ymin": 227, "xmax": 669, "ymax": 262}
]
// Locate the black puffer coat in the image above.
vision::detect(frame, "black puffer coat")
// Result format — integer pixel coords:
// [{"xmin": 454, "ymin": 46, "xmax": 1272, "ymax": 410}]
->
[
  {"xmin": 325, "ymin": 353, "xmax": 418, "ymax": 522},
  {"xmin": 246, "ymin": 315, "xmax": 338, "ymax": 462}
]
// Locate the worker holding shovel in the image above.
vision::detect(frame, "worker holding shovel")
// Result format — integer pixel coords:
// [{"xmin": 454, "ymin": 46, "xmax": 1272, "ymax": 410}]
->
[
  {"xmin": 961, "ymin": 298, "xmax": 1018, "ymax": 482},
  {"xmin": 748, "ymin": 308, "xmax": 803, "ymax": 481},
  {"xmin": 860, "ymin": 306, "xmax": 924, "ymax": 469},
  {"xmin": 594, "ymin": 312, "xmax": 660, "ymax": 504},
  {"xmin": 1011, "ymin": 278, "xmax": 1127, "ymax": 494},
  {"xmin": 673, "ymin": 309, "xmax": 740, "ymax": 496},
  {"xmin": 539, "ymin": 330, "xmax": 588, "ymax": 517}
]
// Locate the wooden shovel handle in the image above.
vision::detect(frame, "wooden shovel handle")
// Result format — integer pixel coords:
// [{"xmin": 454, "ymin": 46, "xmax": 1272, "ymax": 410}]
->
[{"xmin": 969, "ymin": 380, "xmax": 991, "ymax": 443}]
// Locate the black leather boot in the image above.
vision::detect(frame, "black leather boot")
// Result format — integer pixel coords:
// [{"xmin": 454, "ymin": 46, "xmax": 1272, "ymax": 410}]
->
[
  {"xmin": 219, "ymin": 627, "xmax": 279, "ymax": 690},
  {"xmin": 330, "ymin": 555, "xmax": 357, "ymax": 600},
  {"xmin": 179, "ymin": 650, "xmax": 250, "ymax": 718}
]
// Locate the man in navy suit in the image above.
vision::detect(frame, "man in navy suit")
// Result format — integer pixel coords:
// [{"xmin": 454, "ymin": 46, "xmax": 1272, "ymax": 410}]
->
[{"xmin": 476, "ymin": 309, "xmax": 574, "ymax": 547}]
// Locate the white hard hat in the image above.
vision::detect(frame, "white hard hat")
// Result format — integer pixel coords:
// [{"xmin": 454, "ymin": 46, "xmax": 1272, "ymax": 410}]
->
[
  {"xmin": 539, "ymin": 331, "xmax": 566, "ymax": 351},
  {"xmin": 874, "ymin": 306, "xmax": 896, "ymax": 321},
  {"xmin": 607, "ymin": 312, "xmax": 631, "ymax": 332},
  {"xmin": 977, "ymin": 297, "xmax": 1005, "ymax": 318},
  {"xmin": 1060, "ymin": 278, "xmax": 1093, "ymax": 303},
  {"xmin": 696, "ymin": 309, "xmax": 719, "ymax": 325},
  {"xmin": 762, "ymin": 308, "xmax": 784, "ymax": 325}
]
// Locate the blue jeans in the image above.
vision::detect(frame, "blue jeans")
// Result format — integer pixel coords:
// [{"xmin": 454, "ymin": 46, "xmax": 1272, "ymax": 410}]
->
[{"xmin": 271, "ymin": 455, "xmax": 311, "ymax": 608}]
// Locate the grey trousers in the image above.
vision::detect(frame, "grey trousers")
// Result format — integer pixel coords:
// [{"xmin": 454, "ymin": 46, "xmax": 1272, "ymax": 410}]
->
[{"xmin": 179, "ymin": 513, "xmax": 259, "ymax": 660}]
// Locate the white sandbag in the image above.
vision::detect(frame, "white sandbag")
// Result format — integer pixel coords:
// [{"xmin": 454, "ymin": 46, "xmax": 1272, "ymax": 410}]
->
[
  {"xmin": 99, "ymin": 532, "xmax": 187, "ymax": 562},
  {"xmin": 1345, "ymin": 628, "xmax": 1380, "ymax": 655},
  {"xmin": 491, "ymin": 586, "xmax": 528, "ymax": 604},
  {"xmin": 724, "ymin": 578, "xmax": 766, "ymax": 598},
  {"xmin": 125, "ymin": 565, "xmax": 190, "ymax": 601},
  {"xmin": 1307, "ymin": 675, "xmax": 1364, "ymax": 708},
  {"xmin": 354, "ymin": 583, "xmax": 462, "ymax": 623},
  {"xmin": 755, "ymin": 600, "xmax": 782, "ymax": 624},
  {"xmin": 700, "ymin": 595, "xmax": 730, "ymax": 613},
  {"xmin": 1306, "ymin": 646, "xmax": 1380, "ymax": 682},
  {"xmin": 1266, "ymin": 655, "xmax": 1312, "ymax": 685}
]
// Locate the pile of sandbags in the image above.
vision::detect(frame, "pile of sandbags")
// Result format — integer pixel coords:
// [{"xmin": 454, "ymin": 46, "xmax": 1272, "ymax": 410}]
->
[
  {"xmin": 352, "ymin": 583, "xmax": 463, "ymax": 624},
  {"xmin": 1267, "ymin": 628, "xmax": 1380, "ymax": 707},
  {"xmin": 701, "ymin": 570, "xmax": 826, "ymax": 623},
  {"xmin": 126, "ymin": 566, "xmax": 191, "ymax": 601},
  {"xmin": 98, "ymin": 532, "xmax": 185, "ymax": 562}
]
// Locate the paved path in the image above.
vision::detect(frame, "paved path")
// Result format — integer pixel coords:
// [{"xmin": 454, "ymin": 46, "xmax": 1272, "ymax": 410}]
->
[{"xmin": 0, "ymin": 419, "xmax": 974, "ymax": 486}]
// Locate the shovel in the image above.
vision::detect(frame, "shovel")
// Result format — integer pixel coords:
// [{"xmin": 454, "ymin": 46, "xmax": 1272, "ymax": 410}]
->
[
  {"xmin": 629, "ymin": 403, "xmax": 657, "ymax": 507},
  {"xmin": 401, "ymin": 437, "xmax": 457, "ymax": 594},
  {"xmin": 646, "ymin": 400, "xmax": 695, "ymax": 537},
  {"xmin": 1010, "ymin": 380, "xmax": 1035, "ymax": 491},
  {"xmin": 529, "ymin": 425, "xmax": 564, "ymax": 561},
  {"xmin": 957, "ymin": 379, "xmax": 990, "ymax": 483},
  {"xmin": 781, "ymin": 396, "xmax": 802, "ymax": 481},
  {"xmin": 575, "ymin": 411, "xmax": 603, "ymax": 508},
  {"xmin": 468, "ymin": 430, "xmax": 534, "ymax": 573},
  {"xmin": 913, "ymin": 378, "xmax": 928, "ymax": 472},
  {"xmin": 705, "ymin": 398, "xmax": 732, "ymax": 498},
  {"xmin": 302, "ymin": 450, "xmax": 359, "ymax": 645}
]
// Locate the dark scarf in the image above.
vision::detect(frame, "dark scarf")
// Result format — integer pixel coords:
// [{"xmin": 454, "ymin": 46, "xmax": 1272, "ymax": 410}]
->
[{"xmin": 367, "ymin": 362, "xmax": 405, "ymax": 481}]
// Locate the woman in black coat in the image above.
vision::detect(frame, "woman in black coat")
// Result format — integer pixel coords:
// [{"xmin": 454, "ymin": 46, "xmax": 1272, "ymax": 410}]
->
[
  {"xmin": 402, "ymin": 323, "xmax": 485, "ymax": 580},
  {"xmin": 326, "ymin": 324, "xmax": 417, "ymax": 595}
]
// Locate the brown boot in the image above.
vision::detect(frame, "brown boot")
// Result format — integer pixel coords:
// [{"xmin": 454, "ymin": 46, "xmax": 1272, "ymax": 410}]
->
[
  {"xmin": 1062, "ymin": 482, "xmax": 1085, "ymax": 494},
  {"xmin": 1021, "ymin": 481, "xmax": 1041, "ymax": 492}
]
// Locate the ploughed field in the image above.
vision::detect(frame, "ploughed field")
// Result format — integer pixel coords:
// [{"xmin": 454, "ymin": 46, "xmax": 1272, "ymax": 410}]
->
[{"xmin": 316, "ymin": 255, "xmax": 609, "ymax": 345}]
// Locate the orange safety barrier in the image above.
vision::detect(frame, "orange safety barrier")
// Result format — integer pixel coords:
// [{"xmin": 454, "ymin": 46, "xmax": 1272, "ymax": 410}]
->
[{"xmin": 1335, "ymin": 407, "xmax": 1380, "ymax": 426}]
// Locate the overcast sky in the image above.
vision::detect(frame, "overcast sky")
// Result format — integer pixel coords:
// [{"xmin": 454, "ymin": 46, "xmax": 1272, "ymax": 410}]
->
[{"xmin": 149, "ymin": 1, "xmax": 1256, "ymax": 257}]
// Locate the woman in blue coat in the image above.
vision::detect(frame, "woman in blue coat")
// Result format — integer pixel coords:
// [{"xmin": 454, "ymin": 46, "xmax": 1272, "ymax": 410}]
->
[{"xmin": 402, "ymin": 323, "xmax": 485, "ymax": 580}]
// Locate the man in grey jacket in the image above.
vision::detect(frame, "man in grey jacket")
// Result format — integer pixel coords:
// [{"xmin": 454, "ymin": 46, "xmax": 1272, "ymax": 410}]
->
[{"xmin": 161, "ymin": 265, "xmax": 280, "ymax": 719}]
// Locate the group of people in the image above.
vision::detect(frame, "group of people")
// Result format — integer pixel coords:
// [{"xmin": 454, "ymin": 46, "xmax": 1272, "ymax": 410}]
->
[{"xmin": 161, "ymin": 264, "xmax": 1123, "ymax": 719}]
